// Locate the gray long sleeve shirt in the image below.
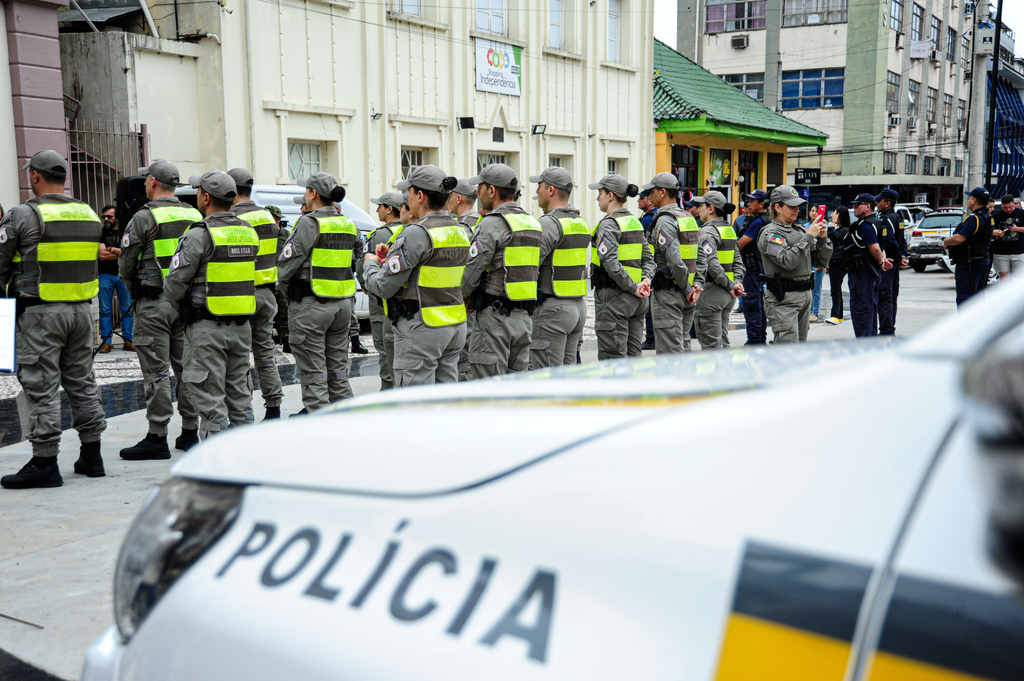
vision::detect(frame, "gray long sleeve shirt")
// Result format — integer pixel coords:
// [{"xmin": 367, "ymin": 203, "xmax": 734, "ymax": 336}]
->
[
  {"xmin": 278, "ymin": 206, "xmax": 364, "ymax": 287},
  {"xmin": 460, "ymin": 201, "xmax": 526, "ymax": 298},
  {"xmin": 592, "ymin": 207, "xmax": 656, "ymax": 294},
  {"xmin": 695, "ymin": 219, "xmax": 745, "ymax": 292},
  {"xmin": 119, "ymin": 195, "xmax": 197, "ymax": 287},
  {"xmin": 757, "ymin": 218, "xmax": 833, "ymax": 278},
  {"xmin": 537, "ymin": 204, "xmax": 583, "ymax": 296},
  {"xmin": 650, "ymin": 206, "xmax": 692, "ymax": 295},
  {"xmin": 162, "ymin": 211, "xmax": 250, "ymax": 308},
  {"xmin": 362, "ymin": 214, "xmax": 438, "ymax": 301}
]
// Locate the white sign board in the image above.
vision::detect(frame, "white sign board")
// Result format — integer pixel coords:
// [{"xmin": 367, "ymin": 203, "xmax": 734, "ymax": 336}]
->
[
  {"xmin": 475, "ymin": 38, "xmax": 522, "ymax": 97},
  {"xmin": 0, "ymin": 299, "xmax": 16, "ymax": 372},
  {"xmin": 910, "ymin": 40, "xmax": 931, "ymax": 59}
]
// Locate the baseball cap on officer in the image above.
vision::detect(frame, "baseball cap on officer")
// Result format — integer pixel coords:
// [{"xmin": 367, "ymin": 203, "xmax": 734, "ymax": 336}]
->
[
  {"xmin": 23, "ymin": 150, "xmax": 69, "ymax": 178},
  {"xmin": 188, "ymin": 170, "xmax": 237, "ymax": 202},
  {"xmin": 694, "ymin": 190, "xmax": 727, "ymax": 210},
  {"xmin": 467, "ymin": 164, "xmax": 518, "ymax": 190},
  {"xmin": 397, "ymin": 165, "xmax": 457, "ymax": 193},
  {"xmin": 769, "ymin": 185, "xmax": 806, "ymax": 207},
  {"xmin": 966, "ymin": 187, "xmax": 991, "ymax": 204},
  {"xmin": 852, "ymin": 192, "xmax": 876, "ymax": 205},
  {"xmin": 371, "ymin": 192, "xmax": 405, "ymax": 209},
  {"xmin": 744, "ymin": 189, "xmax": 769, "ymax": 202},
  {"xmin": 875, "ymin": 188, "xmax": 899, "ymax": 204},
  {"xmin": 227, "ymin": 167, "xmax": 254, "ymax": 191},
  {"xmin": 529, "ymin": 166, "xmax": 574, "ymax": 192},
  {"xmin": 137, "ymin": 159, "xmax": 178, "ymax": 186},
  {"xmin": 298, "ymin": 172, "xmax": 345, "ymax": 203},
  {"xmin": 452, "ymin": 179, "xmax": 479, "ymax": 197},
  {"xmin": 588, "ymin": 173, "xmax": 630, "ymax": 194},
  {"xmin": 641, "ymin": 172, "xmax": 679, "ymax": 191}
]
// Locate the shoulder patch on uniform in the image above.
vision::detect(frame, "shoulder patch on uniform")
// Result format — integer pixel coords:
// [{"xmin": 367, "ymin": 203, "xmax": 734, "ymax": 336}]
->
[
  {"xmin": 657, "ymin": 233, "xmax": 667, "ymax": 246},
  {"xmin": 387, "ymin": 254, "xmax": 403, "ymax": 273},
  {"xmin": 0, "ymin": 227, "xmax": 7, "ymax": 244},
  {"xmin": 770, "ymin": 234, "xmax": 785, "ymax": 245},
  {"xmin": 702, "ymin": 241, "xmax": 715, "ymax": 256},
  {"xmin": 282, "ymin": 243, "xmax": 293, "ymax": 259},
  {"xmin": 121, "ymin": 232, "xmax": 131, "ymax": 249},
  {"xmin": 169, "ymin": 253, "xmax": 181, "ymax": 271},
  {"xmin": 597, "ymin": 239, "xmax": 611, "ymax": 256},
  {"xmin": 468, "ymin": 241, "xmax": 478, "ymax": 259}
]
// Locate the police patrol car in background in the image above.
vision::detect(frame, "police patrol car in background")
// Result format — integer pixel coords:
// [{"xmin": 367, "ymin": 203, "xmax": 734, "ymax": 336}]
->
[{"xmin": 82, "ymin": 282, "xmax": 1024, "ymax": 680}]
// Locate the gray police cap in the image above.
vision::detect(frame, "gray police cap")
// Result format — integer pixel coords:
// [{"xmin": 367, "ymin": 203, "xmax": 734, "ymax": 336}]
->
[
  {"xmin": 694, "ymin": 190, "xmax": 727, "ymax": 210},
  {"xmin": 641, "ymin": 172, "xmax": 679, "ymax": 191},
  {"xmin": 588, "ymin": 173, "xmax": 629, "ymax": 195},
  {"xmin": 292, "ymin": 195, "xmax": 305, "ymax": 205},
  {"xmin": 453, "ymin": 179, "xmax": 479, "ymax": 197},
  {"xmin": 371, "ymin": 192, "xmax": 405, "ymax": 209},
  {"xmin": 23, "ymin": 150, "xmax": 68, "ymax": 178},
  {"xmin": 227, "ymin": 167, "xmax": 254, "ymax": 191},
  {"xmin": 529, "ymin": 166, "xmax": 574, "ymax": 192},
  {"xmin": 467, "ymin": 164, "xmax": 519, "ymax": 190},
  {"xmin": 188, "ymin": 170, "xmax": 237, "ymax": 203},
  {"xmin": 138, "ymin": 159, "xmax": 179, "ymax": 185},
  {"xmin": 769, "ymin": 185, "xmax": 806, "ymax": 207},
  {"xmin": 298, "ymin": 172, "xmax": 342, "ymax": 201},
  {"xmin": 397, "ymin": 165, "xmax": 456, "ymax": 193}
]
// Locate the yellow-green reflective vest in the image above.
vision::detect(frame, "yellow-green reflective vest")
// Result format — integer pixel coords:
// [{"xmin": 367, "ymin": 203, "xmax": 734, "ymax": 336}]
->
[
  {"xmin": 235, "ymin": 208, "xmax": 278, "ymax": 286},
  {"xmin": 715, "ymin": 223, "xmax": 738, "ymax": 282},
  {"xmin": 551, "ymin": 216, "xmax": 591, "ymax": 298},
  {"xmin": 35, "ymin": 201, "xmax": 102, "ymax": 302},
  {"xmin": 677, "ymin": 215, "xmax": 700, "ymax": 286},
  {"xmin": 387, "ymin": 224, "xmax": 406, "ymax": 246},
  {"xmin": 205, "ymin": 225, "xmax": 258, "ymax": 315},
  {"xmin": 591, "ymin": 215, "xmax": 645, "ymax": 284},
  {"xmin": 405, "ymin": 221, "xmax": 471, "ymax": 327},
  {"xmin": 310, "ymin": 215, "xmax": 357, "ymax": 298},
  {"xmin": 501, "ymin": 213, "xmax": 542, "ymax": 301},
  {"xmin": 150, "ymin": 205, "xmax": 202, "ymax": 280}
]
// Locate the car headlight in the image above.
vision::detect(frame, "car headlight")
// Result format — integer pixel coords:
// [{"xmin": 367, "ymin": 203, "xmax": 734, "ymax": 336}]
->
[{"xmin": 114, "ymin": 477, "xmax": 245, "ymax": 642}]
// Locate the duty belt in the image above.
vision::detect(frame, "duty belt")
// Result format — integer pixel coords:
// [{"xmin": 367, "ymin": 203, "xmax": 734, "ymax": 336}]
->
[
  {"xmin": 387, "ymin": 299, "xmax": 420, "ymax": 322},
  {"xmin": 257, "ymin": 283, "xmax": 277, "ymax": 290},
  {"xmin": 780, "ymin": 278, "xmax": 814, "ymax": 292},
  {"xmin": 140, "ymin": 285, "xmax": 163, "ymax": 300},
  {"xmin": 651, "ymin": 270, "xmax": 682, "ymax": 292},
  {"xmin": 194, "ymin": 308, "xmax": 252, "ymax": 325},
  {"xmin": 481, "ymin": 292, "xmax": 535, "ymax": 317}
]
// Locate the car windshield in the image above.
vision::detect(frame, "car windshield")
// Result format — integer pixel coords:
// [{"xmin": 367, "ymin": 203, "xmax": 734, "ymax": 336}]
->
[{"xmin": 917, "ymin": 215, "xmax": 962, "ymax": 230}]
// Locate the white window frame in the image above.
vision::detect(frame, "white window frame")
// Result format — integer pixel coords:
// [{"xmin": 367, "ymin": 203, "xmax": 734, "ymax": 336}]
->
[
  {"xmin": 396, "ymin": 0, "xmax": 422, "ymax": 16},
  {"xmin": 905, "ymin": 154, "xmax": 918, "ymax": 175},
  {"xmin": 477, "ymin": 152, "xmax": 507, "ymax": 172},
  {"xmin": 401, "ymin": 147, "xmax": 426, "ymax": 179},
  {"xmin": 476, "ymin": 0, "xmax": 506, "ymax": 36},
  {"xmin": 288, "ymin": 140, "xmax": 322, "ymax": 180},
  {"xmin": 889, "ymin": 0, "xmax": 903, "ymax": 32},
  {"xmin": 608, "ymin": 0, "xmax": 621, "ymax": 63},
  {"xmin": 549, "ymin": 0, "xmax": 565, "ymax": 49}
]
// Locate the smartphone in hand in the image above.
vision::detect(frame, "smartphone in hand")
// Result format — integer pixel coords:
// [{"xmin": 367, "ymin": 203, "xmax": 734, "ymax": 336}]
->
[{"xmin": 817, "ymin": 205, "xmax": 826, "ymax": 221}]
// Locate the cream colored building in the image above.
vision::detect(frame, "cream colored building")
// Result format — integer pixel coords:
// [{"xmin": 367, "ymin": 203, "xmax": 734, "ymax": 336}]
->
[{"xmin": 58, "ymin": 0, "xmax": 655, "ymax": 225}]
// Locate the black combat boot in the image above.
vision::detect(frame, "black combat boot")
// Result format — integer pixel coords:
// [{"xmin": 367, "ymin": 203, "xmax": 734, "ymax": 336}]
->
[
  {"xmin": 1, "ymin": 456, "xmax": 63, "ymax": 489},
  {"xmin": 289, "ymin": 408, "xmax": 308, "ymax": 418},
  {"xmin": 174, "ymin": 428, "xmax": 199, "ymax": 452},
  {"xmin": 74, "ymin": 440, "xmax": 105, "ymax": 477},
  {"xmin": 121, "ymin": 433, "xmax": 171, "ymax": 460},
  {"xmin": 351, "ymin": 336, "xmax": 369, "ymax": 354},
  {"xmin": 264, "ymin": 406, "xmax": 281, "ymax": 420}
]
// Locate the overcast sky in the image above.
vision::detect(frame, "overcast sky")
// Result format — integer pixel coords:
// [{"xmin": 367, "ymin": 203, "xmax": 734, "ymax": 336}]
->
[{"xmin": 652, "ymin": 0, "xmax": 1024, "ymax": 56}]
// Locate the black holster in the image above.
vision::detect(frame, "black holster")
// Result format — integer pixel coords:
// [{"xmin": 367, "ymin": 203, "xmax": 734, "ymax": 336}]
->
[
  {"xmin": 760, "ymin": 272, "xmax": 785, "ymax": 301},
  {"xmin": 652, "ymin": 270, "xmax": 681, "ymax": 292},
  {"xmin": 288, "ymin": 279, "xmax": 313, "ymax": 303},
  {"xmin": 178, "ymin": 303, "xmax": 199, "ymax": 325}
]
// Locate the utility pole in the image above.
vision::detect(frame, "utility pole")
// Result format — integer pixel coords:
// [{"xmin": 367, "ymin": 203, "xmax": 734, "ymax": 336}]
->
[
  {"xmin": 966, "ymin": 3, "xmax": 991, "ymax": 195},
  {"xmin": 985, "ymin": 0, "xmax": 1005, "ymax": 190}
]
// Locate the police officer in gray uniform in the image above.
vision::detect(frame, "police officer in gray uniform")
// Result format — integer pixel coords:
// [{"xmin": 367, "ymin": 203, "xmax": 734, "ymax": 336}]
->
[
  {"xmin": 278, "ymin": 173, "xmax": 363, "ymax": 413},
  {"xmin": 0, "ymin": 150, "xmax": 107, "ymax": 489},
  {"xmin": 228, "ymin": 167, "xmax": 284, "ymax": 419},
  {"xmin": 756, "ymin": 185, "xmax": 831, "ymax": 343},
  {"xmin": 358, "ymin": 192, "xmax": 404, "ymax": 390},
  {"xmin": 119, "ymin": 159, "xmax": 202, "ymax": 459},
  {"xmin": 163, "ymin": 171, "xmax": 259, "ymax": 440},
  {"xmin": 462, "ymin": 164, "xmax": 542, "ymax": 378},
  {"xmin": 448, "ymin": 179, "xmax": 480, "ymax": 238},
  {"xmin": 363, "ymin": 166, "xmax": 470, "ymax": 386},
  {"xmin": 529, "ymin": 166, "xmax": 589, "ymax": 368},
  {"xmin": 693, "ymin": 191, "xmax": 745, "ymax": 349}
]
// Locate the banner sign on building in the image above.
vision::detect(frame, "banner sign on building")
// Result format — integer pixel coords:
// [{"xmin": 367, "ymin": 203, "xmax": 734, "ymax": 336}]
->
[
  {"xmin": 910, "ymin": 40, "xmax": 931, "ymax": 59},
  {"xmin": 795, "ymin": 167, "xmax": 821, "ymax": 185},
  {"xmin": 475, "ymin": 38, "xmax": 522, "ymax": 96}
]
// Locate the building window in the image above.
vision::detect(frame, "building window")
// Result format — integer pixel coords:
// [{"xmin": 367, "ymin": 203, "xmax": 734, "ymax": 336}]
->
[
  {"xmin": 884, "ymin": 152, "xmax": 898, "ymax": 174},
  {"xmin": 890, "ymin": 0, "xmax": 903, "ymax": 32},
  {"xmin": 886, "ymin": 71, "xmax": 901, "ymax": 113},
  {"xmin": 476, "ymin": 0, "xmax": 505, "ymax": 35},
  {"xmin": 910, "ymin": 4, "xmax": 923, "ymax": 41},
  {"xmin": 946, "ymin": 27, "xmax": 957, "ymax": 62},
  {"xmin": 706, "ymin": 0, "xmax": 767, "ymax": 33},
  {"xmin": 961, "ymin": 35, "xmax": 971, "ymax": 69},
  {"xmin": 782, "ymin": 0, "xmax": 847, "ymax": 27},
  {"xmin": 738, "ymin": 151, "xmax": 759, "ymax": 196},
  {"xmin": 608, "ymin": 0, "xmax": 621, "ymax": 62},
  {"xmin": 723, "ymin": 73, "xmax": 765, "ymax": 101},
  {"xmin": 954, "ymin": 159, "xmax": 963, "ymax": 177},
  {"xmin": 929, "ymin": 16, "xmax": 941, "ymax": 52},
  {"xmin": 942, "ymin": 94, "xmax": 953, "ymax": 127},
  {"xmin": 401, "ymin": 148, "xmax": 425, "ymax": 179},
  {"xmin": 958, "ymin": 99, "xmax": 966, "ymax": 129},
  {"xmin": 288, "ymin": 141, "xmax": 321, "ymax": 180},
  {"xmin": 907, "ymin": 80, "xmax": 920, "ymax": 118},
  {"xmin": 672, "ymin": 145, "xmax": 699, "ymax": 191},
  {"xmin": 396, "ymin": 0, "xmax": 421, "ymax": 16},
  {"xmin": 477, "ymin": 152, "xmax": 506, "ymax": 172},
  {"xmin": 548, "ymin": 156, "xmax": 564, "ymax": 168},
  {"xmin": 939, "ymin": 158, "xmax": 951, "ymax": 176},
  {"xmin": 926, "ymin": 87, "xmax": 937, "ymax": 123},
  {"xmin": 549, "ymin": 0, "xmax": 564, "ymax": 49},
  {"xmin": 781, "ymin": 68, "xmax": 845, "ymax": 110},
  {"xmin": 906, "ymin": 154, "xmax": 918, "ymax": 174},
  {"xmin": 607, "ymin": 159, "xmax": 618, "ymax": 174},
  {"xmin": 923, "ymin": 156, "xmax": 935, "ymax": 175}
]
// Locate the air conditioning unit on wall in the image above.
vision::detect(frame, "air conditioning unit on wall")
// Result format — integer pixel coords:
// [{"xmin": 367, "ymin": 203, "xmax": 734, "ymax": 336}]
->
[
  {"xmin": 888, "ymin": 114, "xmax": 901, "ymax": 127},
  {"xmin": 732, "ymin": 34, "xmax": 749, "ymax": 49},
  {"xmin": 907, "ymin": 116, "xmax": 918, "ymax": 129}
]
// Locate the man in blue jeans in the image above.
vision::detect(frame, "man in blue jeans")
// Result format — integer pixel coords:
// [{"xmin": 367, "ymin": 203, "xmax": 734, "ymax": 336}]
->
[{"xmin": 97, "ymin": 205, "xmax": 134, "ymax": 352}]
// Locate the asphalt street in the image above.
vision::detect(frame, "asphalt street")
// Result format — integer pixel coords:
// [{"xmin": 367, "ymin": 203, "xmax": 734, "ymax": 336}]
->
[{"xmin": 0, "ymin": 266, "xmax": 975, "ymax": 679}]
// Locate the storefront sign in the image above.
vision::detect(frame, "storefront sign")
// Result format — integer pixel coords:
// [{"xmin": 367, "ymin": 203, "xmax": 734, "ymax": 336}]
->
[
  {"xmin": 794, "ymin": 167, "xmax": 821, "ymax": 185},
  {"xmin": 475, "ymin": 38, "xmax": 522, "ymax": 96}
]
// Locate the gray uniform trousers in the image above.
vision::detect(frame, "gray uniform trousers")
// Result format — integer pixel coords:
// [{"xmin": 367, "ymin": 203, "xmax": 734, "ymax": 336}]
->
[
  {"xmin": 134, "ymin": 296, "xmax": 198, "ymax": 435},
  {"xmin": 17, "ymin": 302, "xmax": 106, "ymax": 457},
  {"xmin": 368, "ymin": 296, "xmax": 394, "ymax": 390},
  {"xmin": 650, "ymin": 288, "xmax": 688, "ymax": 355},
  {"xmin": 764, "ymin": 289, "xmax": 812, "ymax": 343},
  {"xmin": 289, "ymin": 295, "xmax": 353, "ymax": 410},
  {"xmin": 182, "ymin": 319, "xmax": 253, "ymax": 439},
  {"xmin": 594, "ymin": 287, "xmax": 648, "ymax": 359},
  {"xmin": 350, "ymin": 310, "xmax": 360, "ymax": 339},
  {"xmin": 252, "ymin": 286, "xmax": 283, "ymax": 407},
  {"xmin": 470, "ymin": 307, "xmax": 532, "ymax": 378},
  {"xmin": 458, "ymin": 311, "xmax": 477, "ymax": 381},
  {"xmin": 694, "ymin": 287, "xmax": 736, "ymax": 350},
  {"xmin": 392, "ymin": 312, "xmax": 466, "ymax": 386},
  {"xmin": 530, "ymin": 296, "xmax": 587, "ymax": 369}
]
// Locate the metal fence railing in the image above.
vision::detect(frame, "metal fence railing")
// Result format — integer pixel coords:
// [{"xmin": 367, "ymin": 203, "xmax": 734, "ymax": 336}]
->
[{"xmin": 66, "ymin": 117, "xmax": 149, "ymax": 213}]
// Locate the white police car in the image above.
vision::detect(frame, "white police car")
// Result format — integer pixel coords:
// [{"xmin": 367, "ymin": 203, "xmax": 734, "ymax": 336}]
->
[{"xmin": 82, "ymin": 282, "xmax": 1024, "ymax": 681}]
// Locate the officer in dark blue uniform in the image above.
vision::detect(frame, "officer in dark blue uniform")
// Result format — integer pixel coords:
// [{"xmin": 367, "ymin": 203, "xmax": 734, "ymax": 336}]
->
[
  {"xmin": 736, "ymin": 189, "xmax": 769, "ymax": 344},
  {"xmin": 944, "ymin": 187, "xmax": 994, "ymax": 307},
  {"xmin": 874, "ymin": 188, "xmax": 907, "ymax": 336},
  {"xmin": 842, "ymin": 193, "xmax": 893, "ymax": 337},
  {"xmin": 638, "ymin": 189, "xmax": 658, "ymax": 350}
]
